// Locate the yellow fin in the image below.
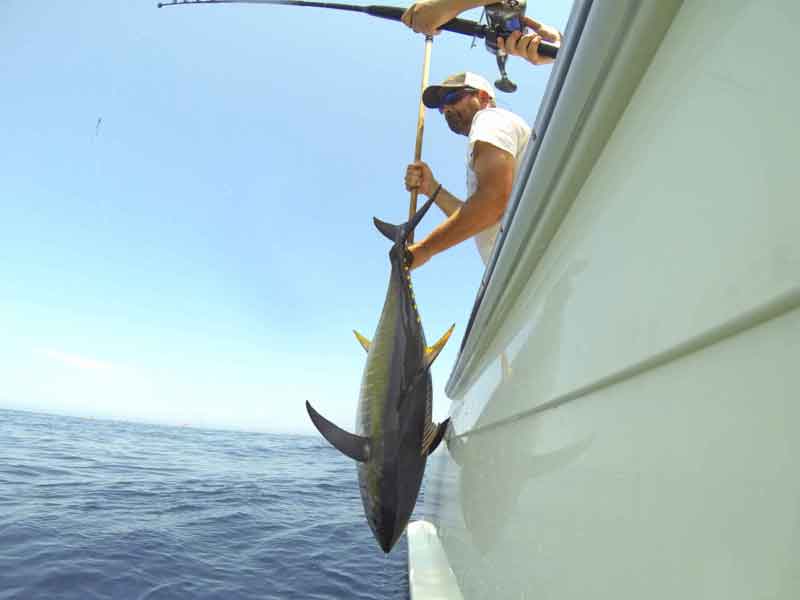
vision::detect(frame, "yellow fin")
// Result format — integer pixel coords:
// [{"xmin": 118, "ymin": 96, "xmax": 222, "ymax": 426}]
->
[
  {"xmin": 424, "ymin": 323, "xmax": 456, "ymax": 368},
  {"xmin": 353, "ymin": 330, "xmax": 371, "ymax": 353}
]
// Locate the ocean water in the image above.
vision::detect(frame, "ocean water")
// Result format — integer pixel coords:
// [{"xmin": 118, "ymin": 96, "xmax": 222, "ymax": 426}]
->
[{"xmin": 0, "ymin": 409, "xmax": 411, "ymax": 599}]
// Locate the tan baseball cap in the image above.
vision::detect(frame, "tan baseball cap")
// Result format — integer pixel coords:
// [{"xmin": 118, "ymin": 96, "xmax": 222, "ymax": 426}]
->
[{"xmin": 422, "ymin": 72, "xmax": 496, "ymax": 109}]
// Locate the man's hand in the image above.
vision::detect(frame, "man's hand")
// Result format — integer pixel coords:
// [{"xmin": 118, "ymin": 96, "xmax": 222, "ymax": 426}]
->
[
  {"xmin": 497, "ymin": 16, "xmax": 562, "ymax": 66},
  {"xmin": 405, "ymin": 161, "xmax": 439, "ymax": 197},
  {"xmin": 401, "ymin": 0, "xmax": 461, "ymax": 36},
  {"xmin": 407, "ymin": 242, "xmax": 432, "ymax": 270}
]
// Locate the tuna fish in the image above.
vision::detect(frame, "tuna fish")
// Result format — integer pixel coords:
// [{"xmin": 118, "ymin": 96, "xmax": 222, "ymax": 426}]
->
[{"xmin": 306, "ymin": 196, "xmax": 453, "ymax": 553}]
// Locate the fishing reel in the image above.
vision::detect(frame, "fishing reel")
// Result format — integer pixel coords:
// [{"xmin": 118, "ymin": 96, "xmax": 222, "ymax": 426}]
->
[{"xmin": 483, "ymin": 0, "xmax": 526, "ymax": 93}]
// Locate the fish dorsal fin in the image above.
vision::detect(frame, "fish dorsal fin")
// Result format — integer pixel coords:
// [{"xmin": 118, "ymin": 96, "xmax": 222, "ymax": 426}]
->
[
  {"xmin": 424, "ymin": 324, "xmax": 456, "ymax": 369},
  {"xmin": 422, "ymin": 419, "xmax": 450, "ymax": 456},
  {"xmin": 306, "ymin": 401, "xmax": 370, "ymax": 462},
  {"xmin": 353, "ymin": 330, "xmax": 371, "ymax": 353}
]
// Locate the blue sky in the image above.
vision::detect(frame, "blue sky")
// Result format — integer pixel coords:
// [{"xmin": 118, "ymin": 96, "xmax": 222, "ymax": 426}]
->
[{"xmin": 1, "ymin": 0, "xmax": 572, "ymax": 433}]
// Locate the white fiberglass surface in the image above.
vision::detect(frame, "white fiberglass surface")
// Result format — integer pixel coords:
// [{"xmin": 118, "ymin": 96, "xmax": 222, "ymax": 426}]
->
[
  {"xmin": 424, "ymin": 0, "xmax": 800, "ymax": 597},
  {"xmin": 426, "ymin": 305, "xmax": 800, "ymax": 599}
]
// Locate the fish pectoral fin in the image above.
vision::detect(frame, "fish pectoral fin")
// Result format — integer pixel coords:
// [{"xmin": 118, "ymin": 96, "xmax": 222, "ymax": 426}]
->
[
  {"xmin": 421, "ymin": 418, "xmax": 450, "ymax": 456},
  {"xmin": 353, "ymin": 330, "xmax": 371, "ymax": 353},
  {"xmin": 305, "ymin": 401, "xmax": 370, "ymax": 462},
  {"xmin": 424, "ymin": 324, "xmax": 456, "ymax": 369}
]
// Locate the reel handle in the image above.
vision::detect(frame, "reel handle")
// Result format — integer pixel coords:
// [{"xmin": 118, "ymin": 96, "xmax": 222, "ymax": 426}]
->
[{"xmin": 494, "ymin": 54, "xmax": 517, "ymax": 93}]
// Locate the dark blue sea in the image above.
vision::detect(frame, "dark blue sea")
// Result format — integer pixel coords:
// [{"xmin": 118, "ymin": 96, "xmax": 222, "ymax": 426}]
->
[{"xmin": 0, "ymin": 409, "xmax": 410, "ymax": 599}]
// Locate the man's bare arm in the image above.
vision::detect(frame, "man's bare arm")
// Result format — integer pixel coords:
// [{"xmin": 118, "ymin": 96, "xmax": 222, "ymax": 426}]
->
[
  {"xmin": 409, "ymin": 141, "xmax": 514, "ymax": 268},
  {"xmin": 430, "ymin": 186, "xmax": 463, "ymax": 217},
  {"xmin": 402, "ymin": 0, "xmax": 487, "ymax": 35}
]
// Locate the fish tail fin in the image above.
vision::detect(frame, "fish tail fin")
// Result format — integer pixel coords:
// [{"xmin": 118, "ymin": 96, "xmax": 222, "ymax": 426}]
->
[
  {"xmin": 305, "ymin": 401, "xmax": 370, "ymax": 462},
  {"xmin": 373, "ymin": 217, "xmax": 400, "ymax": 242},
  {"xmin": 372, "ymin": 195, "xmax": 436, "ymax": 244},
  {"xmin": 405, "ymin": 195, "xmax": 436, "ymax": 238}
]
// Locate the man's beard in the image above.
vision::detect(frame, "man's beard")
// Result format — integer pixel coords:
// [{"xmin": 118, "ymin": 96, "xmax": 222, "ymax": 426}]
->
[{"xmin": 445, "ymin": 112, "xmax": 468, "ymax": 135}]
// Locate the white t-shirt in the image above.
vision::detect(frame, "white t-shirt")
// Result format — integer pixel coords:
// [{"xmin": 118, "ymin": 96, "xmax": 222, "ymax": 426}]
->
[{"xmin": 466, "ymin": 107, "xmax": 531, "ymax": 265}]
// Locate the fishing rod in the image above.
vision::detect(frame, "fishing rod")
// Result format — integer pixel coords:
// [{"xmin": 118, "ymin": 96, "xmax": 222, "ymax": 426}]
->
[{"xmin": 157, "ymin": 0, "xmax": 559, "ymax": 93}]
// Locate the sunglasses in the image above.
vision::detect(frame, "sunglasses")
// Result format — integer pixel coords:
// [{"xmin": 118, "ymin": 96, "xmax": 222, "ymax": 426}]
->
[{"xmin": 439, "ymin": 87, "xmax": 477, "ymax": 109}]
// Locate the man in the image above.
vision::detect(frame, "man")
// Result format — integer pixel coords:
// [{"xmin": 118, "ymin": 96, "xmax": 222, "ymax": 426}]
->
[
  {"xmin": 401, "ymin": 0, "xmax": 562, "ymax": 65},
  {"xmin": 404, "ymin": 72, "xmax": 530, "ymax": 268}
]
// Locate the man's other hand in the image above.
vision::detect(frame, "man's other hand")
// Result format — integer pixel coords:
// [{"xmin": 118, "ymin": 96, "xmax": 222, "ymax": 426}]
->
[{"xmin": 497, "ymin": 16, "xmax": 561, "ymax": 66}]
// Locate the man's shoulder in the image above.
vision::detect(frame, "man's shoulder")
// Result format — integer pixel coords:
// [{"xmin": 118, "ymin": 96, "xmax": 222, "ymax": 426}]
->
[
  {"xmin": 469, "ymin": 107, "xmax": 531, "ymax": 144},
  {"xmin": 472, "ymin": 107, "xmax": 531, "ymax": 136},
  {"xmin": 475, "ymin": 107, "xmax": 529, "ymax": 126}
]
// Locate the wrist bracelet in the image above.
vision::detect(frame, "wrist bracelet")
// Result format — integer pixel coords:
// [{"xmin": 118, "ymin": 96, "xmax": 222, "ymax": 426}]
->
[{"xmin": 430, "ymin": 184, "xmax": 443, "ymax": 202}]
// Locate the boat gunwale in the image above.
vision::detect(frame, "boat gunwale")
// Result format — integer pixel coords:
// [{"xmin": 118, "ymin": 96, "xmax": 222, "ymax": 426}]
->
[{"xmin": 445, "ymin": 0, "xmax": 686, "ymax": 401}]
